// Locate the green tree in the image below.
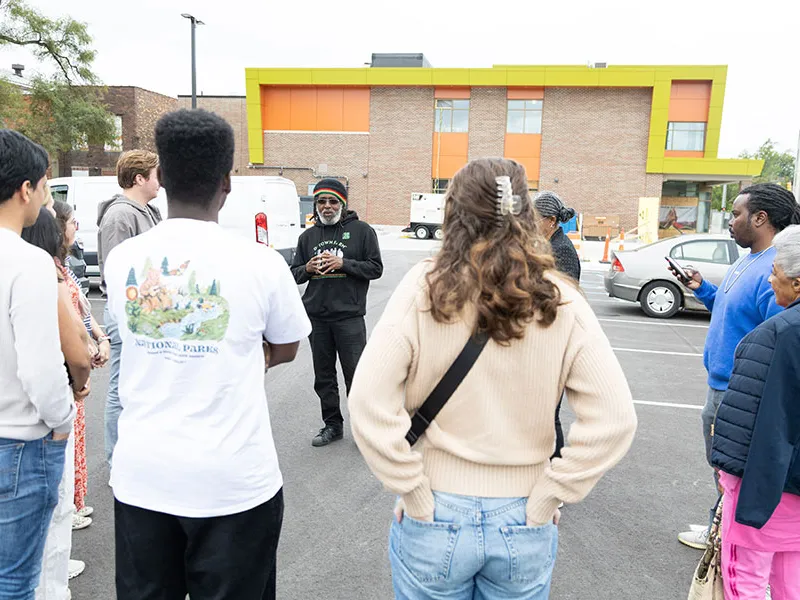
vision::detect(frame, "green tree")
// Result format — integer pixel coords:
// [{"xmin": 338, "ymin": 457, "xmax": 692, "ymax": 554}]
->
[
  {"xmin": 140, "ymin": 257, "xmax": 153, "ymax": 279},
  {"xmin": 740, "ymin": 139, "xmax": 795, "ymax": 185},
  {"xmin": 711, "ymin": 139, "xmax": 796, "ymax": 210},
  {"xmin": 0, "ymin": 0, "xmax": 116, "ymax": 153},
  {"xmin": 125, "ymin": 267, "xmax": 137, "ymax": 287},
  {"xmin": 187, "ymin": 271, "xmax": 197, "ymax": 294},
  {"xmin": 209, "ymin": 280, "xmax": 217, "ymax": 296},
  {"xmin": 161, "ymin": 257, "xmax": 169, "ymax": 275}
]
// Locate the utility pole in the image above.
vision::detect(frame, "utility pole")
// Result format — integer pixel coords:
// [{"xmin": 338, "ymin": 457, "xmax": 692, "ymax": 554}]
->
[{"xmin": 181, "ymin": 14, "xmax": 204, "ymax": 109}]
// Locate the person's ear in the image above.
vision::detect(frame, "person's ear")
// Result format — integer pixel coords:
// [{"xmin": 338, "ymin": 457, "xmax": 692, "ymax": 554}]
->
[{"xmin": 752, "ymin": 210, "xmax": 769, "ymax": 228}]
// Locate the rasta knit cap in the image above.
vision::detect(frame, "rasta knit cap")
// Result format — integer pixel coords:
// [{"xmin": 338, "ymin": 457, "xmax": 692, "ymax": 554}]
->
[{"xmin": 313, "ymin": 178, "xmax": 348, "ymax": 206}]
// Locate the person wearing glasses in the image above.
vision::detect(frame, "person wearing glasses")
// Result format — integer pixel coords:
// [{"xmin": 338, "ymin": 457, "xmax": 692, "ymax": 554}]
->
[{"xmin": 291, "ymin": 178, "xmax": 383, "ymax": 447}]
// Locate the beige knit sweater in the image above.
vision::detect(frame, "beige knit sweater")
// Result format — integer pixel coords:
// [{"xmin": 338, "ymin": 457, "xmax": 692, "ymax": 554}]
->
[{"xmin": 349, "ymin": 260, "xmax": 637, "ymax": 526}]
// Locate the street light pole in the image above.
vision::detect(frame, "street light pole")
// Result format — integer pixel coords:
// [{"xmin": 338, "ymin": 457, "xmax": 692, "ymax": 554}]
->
[{"xmin": 181, "ymin": 13, "xmax": 204, "ymax": 109}]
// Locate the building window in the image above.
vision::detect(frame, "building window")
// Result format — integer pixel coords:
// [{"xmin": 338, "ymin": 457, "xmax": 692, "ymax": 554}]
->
[
  {"xmin": 432, "ymin": 178, "xmax": 450, "ymax": 194},
  {"xmin": 434, "ymin": 100, "xmax": 469, "ymax": 133},
  {"xmin": 528, "ymin": 180, "xmax": 539, "ymax": 193},
  {"xmin": 105, "ymin": 115, "xmax": 123, "ymax": 152},
  {"xmin": 666, "ymin": 122, "xmax": 706, "ymax": 152},
  {"xmin": 507, "ymin": 100, "xmax": 543, "ymax": 134}
]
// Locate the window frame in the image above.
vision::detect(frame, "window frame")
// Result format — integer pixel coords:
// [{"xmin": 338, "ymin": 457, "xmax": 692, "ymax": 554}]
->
[
  {"xmin": 507, "ymin": 99, "xmax": 543, "ymax": 134},
  {"xmin": 666, "ymin": 122, "xmax": 706, "ymax": 152},
  {"xmin": 669, "ymin": 240, "xmax": 731, "ymax": 265},
  {"xmin": 434, "ymin": 99, "xmax": 470, "ymax": 133},
  {"xmin": 432, "ymin": 178, "xmax": 450, "ymax": 194}
]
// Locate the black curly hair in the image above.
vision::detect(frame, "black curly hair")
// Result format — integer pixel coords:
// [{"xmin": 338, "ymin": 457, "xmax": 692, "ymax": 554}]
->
[{"xmin": 154, "ymin": 109, "xmax": 234, "ymax": 208}]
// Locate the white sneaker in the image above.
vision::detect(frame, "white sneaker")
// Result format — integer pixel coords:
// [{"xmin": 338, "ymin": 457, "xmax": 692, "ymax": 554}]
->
[
  {"xmin": 72, "ymin": 514, "xmax": 92, "ymax": 531},
  {"xmin": 678, "ymin": 527, "xmax": 709, "ymax": 550},
  {"xmin": 68, "ymin": 559, "xmax": 85, "ymax": 580},
  {"xmin": 77, "ymin": 506, "xmax": 93, "ymax": 518}
]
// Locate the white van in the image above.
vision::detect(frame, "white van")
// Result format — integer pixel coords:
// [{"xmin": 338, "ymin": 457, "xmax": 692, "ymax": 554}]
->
[{"xmin": 49, "ymin": 176, "xmax": 302, "ymax": 276}]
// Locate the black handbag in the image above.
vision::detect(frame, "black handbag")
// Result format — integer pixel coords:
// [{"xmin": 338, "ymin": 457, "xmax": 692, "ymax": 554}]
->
[{"xmin": 405, "ymin": 332, "xmax": 489, "ymax": 446}]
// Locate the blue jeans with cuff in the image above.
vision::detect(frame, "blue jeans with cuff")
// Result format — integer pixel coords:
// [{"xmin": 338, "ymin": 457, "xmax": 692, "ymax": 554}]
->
[
  {"xmin": 390, "ymin": 492, "xmax": 558, "ymax": 600},
  {"xmin": 0, "ymin": 433, "xmax": 67, "ymax": 600}
]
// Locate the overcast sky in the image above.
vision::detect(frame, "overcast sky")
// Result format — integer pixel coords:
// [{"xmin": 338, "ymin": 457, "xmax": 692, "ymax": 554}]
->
[{"xmin": 3, "ymin": 0, "xmax": 798, "ymax": 158}]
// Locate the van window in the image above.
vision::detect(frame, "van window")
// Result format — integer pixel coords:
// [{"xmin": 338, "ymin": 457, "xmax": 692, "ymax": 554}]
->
[{"xmin": 51, "ymin": 185, "xmax": 69, "ymax": 203}]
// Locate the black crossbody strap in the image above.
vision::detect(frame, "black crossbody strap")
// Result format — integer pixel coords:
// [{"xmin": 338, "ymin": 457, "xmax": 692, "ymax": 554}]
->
[{"xmin": 405, "ymin": 332, "xmax": 489, "ymax": 446}]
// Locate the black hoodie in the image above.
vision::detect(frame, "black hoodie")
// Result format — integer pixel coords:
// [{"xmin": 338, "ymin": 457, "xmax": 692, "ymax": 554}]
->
[{"xmin": 291, "ymin": 210, "xmax": 383, "ymax": 321}]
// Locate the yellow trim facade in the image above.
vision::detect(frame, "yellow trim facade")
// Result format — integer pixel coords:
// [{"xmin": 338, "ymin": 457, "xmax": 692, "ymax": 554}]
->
[{"xmin": 245, "ymin": 64, "xmax": 763, "ymax": 178}]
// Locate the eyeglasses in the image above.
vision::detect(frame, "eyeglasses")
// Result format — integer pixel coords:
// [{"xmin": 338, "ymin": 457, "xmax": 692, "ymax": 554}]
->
[{"xmin": 316, "ymin": 197, "xmax": 340, "ymax": 207}]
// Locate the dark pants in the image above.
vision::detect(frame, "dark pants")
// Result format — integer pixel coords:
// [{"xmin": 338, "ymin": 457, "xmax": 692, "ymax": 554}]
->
[
  {"xmin": 552, "ymin": 393, "xmax": 565, "ymax": 460},
  {"xmin": 115, "ymin": 488, "xmax": 284, "ymax": 600},
  {"xmin": 309, "ymin": 317, "xmax": 367, "ymax": 427}
]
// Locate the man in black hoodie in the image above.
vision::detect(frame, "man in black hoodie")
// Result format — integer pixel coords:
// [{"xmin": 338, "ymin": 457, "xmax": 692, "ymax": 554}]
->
[{"xmin": 291, "ymin": 178, "xmax": 383, "ymax": 447}]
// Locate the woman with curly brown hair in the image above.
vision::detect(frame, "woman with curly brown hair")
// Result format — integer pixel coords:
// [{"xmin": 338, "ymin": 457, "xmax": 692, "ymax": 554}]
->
[{"xmin": 349, "ymin": 157, "xmax": 637, "ymax": 599}]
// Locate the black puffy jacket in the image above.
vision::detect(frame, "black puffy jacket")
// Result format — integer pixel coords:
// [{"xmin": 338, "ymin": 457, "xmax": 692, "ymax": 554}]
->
[{"xmin": 711, "ymin": 299, "xmax": 800, "ymax": 528}]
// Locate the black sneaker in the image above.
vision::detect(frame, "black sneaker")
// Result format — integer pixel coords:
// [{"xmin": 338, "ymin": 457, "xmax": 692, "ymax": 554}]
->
[{"xmin": 312, "ymin": 425, "xmax": 344, "ymax": 447}]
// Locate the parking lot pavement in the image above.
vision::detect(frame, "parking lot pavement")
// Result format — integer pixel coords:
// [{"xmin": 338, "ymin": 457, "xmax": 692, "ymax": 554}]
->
[{"xmin": 71, "ymin": 253, "xmax": 716, "ymax": 600}]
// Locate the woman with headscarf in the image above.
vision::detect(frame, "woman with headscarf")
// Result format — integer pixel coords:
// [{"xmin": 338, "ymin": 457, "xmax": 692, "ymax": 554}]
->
[
  {"xmin": 534, "ymin": 191, "xmax": 581, "ymax": 281},
  {"xmin": 534, "ymin": 191, "xmax": 581, "ymax": 460},
  {"xmin": 348, "ymin": 158, "xmax": 636, "ymax": 599}
]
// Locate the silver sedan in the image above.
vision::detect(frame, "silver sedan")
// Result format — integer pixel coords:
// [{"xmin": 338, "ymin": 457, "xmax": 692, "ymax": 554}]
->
[{"xmin": 603, "ymin": 234, "xmax": 744, "ymax": 318}]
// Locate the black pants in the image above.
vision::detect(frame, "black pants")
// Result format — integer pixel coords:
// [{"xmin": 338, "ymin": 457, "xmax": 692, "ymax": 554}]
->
[
  {"xmin": 552, "ymin": 394, "xmax": 565, "ymax": 460},
  {"xmin": 115, "ymin": 488, "xmax": 284, "ymax": 600},
  {"xmin": 309, "ymin": 317, "xmax": 367, "ymax": 427}
]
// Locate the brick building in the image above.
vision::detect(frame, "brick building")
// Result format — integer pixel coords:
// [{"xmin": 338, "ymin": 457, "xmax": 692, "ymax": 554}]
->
[
  {"xmin": 58, "ymin": 86, "xmax": 177, "ymax": 177},
  {"xmin": 243, "ymin": 57, "xmax": 764, "ymax": 230}
]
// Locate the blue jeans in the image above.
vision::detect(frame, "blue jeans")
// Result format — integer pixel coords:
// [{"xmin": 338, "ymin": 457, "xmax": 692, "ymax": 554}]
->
[
  {"xmin": 104, "ymin": 304, "xmax": 122, "ymax": 469},
  {"xmin": 702, "ymin": 387, "xmax": 725, "ymax": 527},
  {"xmin": 390, "ymin": 492, "xmax": 558, "ymax": 600},
  {"xmin": 0, "ymin": 434, "xmax": 67, "ymax": 600}
]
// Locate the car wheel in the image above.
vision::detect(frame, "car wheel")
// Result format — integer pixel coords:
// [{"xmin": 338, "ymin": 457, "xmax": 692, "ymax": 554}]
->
[
  {"xmin": 414, "ymin": 226, "xmax": 430, "ymax": 240},
  {"xmin": 432, "ymin": 227, "xmax": 443, "ymax": 240},
  {"xmin": 640, "ymin": 281, "xmax": 682, "ymax": 319}
]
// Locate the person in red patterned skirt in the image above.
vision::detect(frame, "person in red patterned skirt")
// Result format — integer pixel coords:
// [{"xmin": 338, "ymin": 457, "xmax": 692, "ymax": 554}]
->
[{"xmin": 53, "ymin": 201, "xmax": 110, "ymax": 531}]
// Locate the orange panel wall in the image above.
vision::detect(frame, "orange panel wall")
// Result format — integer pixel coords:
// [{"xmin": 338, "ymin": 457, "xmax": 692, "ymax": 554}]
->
[
  {"xmin": 504, "ymin": 134, "xmax": 542, "ymax": 180},
  {"xmin": 343, "ymin": 89, "xmax": 370, "ymax": 132},
  {"xmin": 434, "ymin": 87, "xmax": 471, "ymax": 99},
  {"xmin": 668, "ymin": 81, "xmax": 711, "ymax": 122},
  {"xmin": 260, "ymin": 86, "xmax": 369, "ymax": 132},
  {"xmin": 507, "ymin": 87, "xmax": 545, "ymax": 100},
  {"xmin": 432, "ymin": 133, "xmax": 469, "ymax": 179},
  {"xmin": 316, "ymin": 88, "xmax": 344, "ymax": 131},
  {"xmin": 262, "ymin": 88, "xmax": 291, "ymax": 130}
]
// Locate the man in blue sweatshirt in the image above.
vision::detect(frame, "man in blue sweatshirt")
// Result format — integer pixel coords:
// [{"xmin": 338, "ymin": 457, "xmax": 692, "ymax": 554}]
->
[{"xmin": 673, "ymin": 183, "xmax": 800, "ymax": 549}]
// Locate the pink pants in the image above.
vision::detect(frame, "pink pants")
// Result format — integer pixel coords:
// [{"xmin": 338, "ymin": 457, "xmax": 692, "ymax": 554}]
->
[{"xmin": 722, "ymin": 539, "xmax": 800, "ymax": 599}]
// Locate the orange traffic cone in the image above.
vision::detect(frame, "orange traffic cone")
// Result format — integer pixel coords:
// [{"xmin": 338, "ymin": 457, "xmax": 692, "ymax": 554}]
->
[
  {"xmin": 600, "ymin": 228, "xmax": 611, "ymax": 263},
  {"xmin": 618, "ymin": 228, "xmax": 625, "ymax": 252}
]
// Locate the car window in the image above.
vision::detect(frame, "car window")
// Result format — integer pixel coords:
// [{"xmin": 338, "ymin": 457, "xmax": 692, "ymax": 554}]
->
[
  {"xmin": 50, "ymin": 185, "xmax": 69, "ymax": 203},
  {"xmin": 670, "ymin": 240, "xmax": 730, "ymax": 264}
]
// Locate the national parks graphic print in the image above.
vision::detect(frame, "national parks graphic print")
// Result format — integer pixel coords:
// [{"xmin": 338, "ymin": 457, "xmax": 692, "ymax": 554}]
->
[{"xmin": 122, "ymin": 257, "xmax": 230, "ymax": 342}]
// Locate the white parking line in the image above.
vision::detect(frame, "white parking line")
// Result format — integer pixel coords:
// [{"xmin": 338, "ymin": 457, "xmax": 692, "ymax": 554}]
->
[
  {"xmin": 599, "ymin": 318, "xmax": 708, "ymax": 330},
  {"xmin": 633, "ymin": 400, "xmax": 703, "ymax": 410},
  {"xmin": 612, "ymin": 347, "xmax": 702, "ymax": 357}
]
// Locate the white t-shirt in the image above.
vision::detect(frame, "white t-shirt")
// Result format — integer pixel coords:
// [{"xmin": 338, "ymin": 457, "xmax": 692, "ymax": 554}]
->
[{"xmin": 105, "ymin": 218, "xmax": 311, "ymax": 517}]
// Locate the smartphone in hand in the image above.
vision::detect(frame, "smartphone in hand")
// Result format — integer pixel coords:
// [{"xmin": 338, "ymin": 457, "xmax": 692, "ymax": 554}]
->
[{"xmin": 665, "ymin": 256, "xmax": 691, "ymax": 283}]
